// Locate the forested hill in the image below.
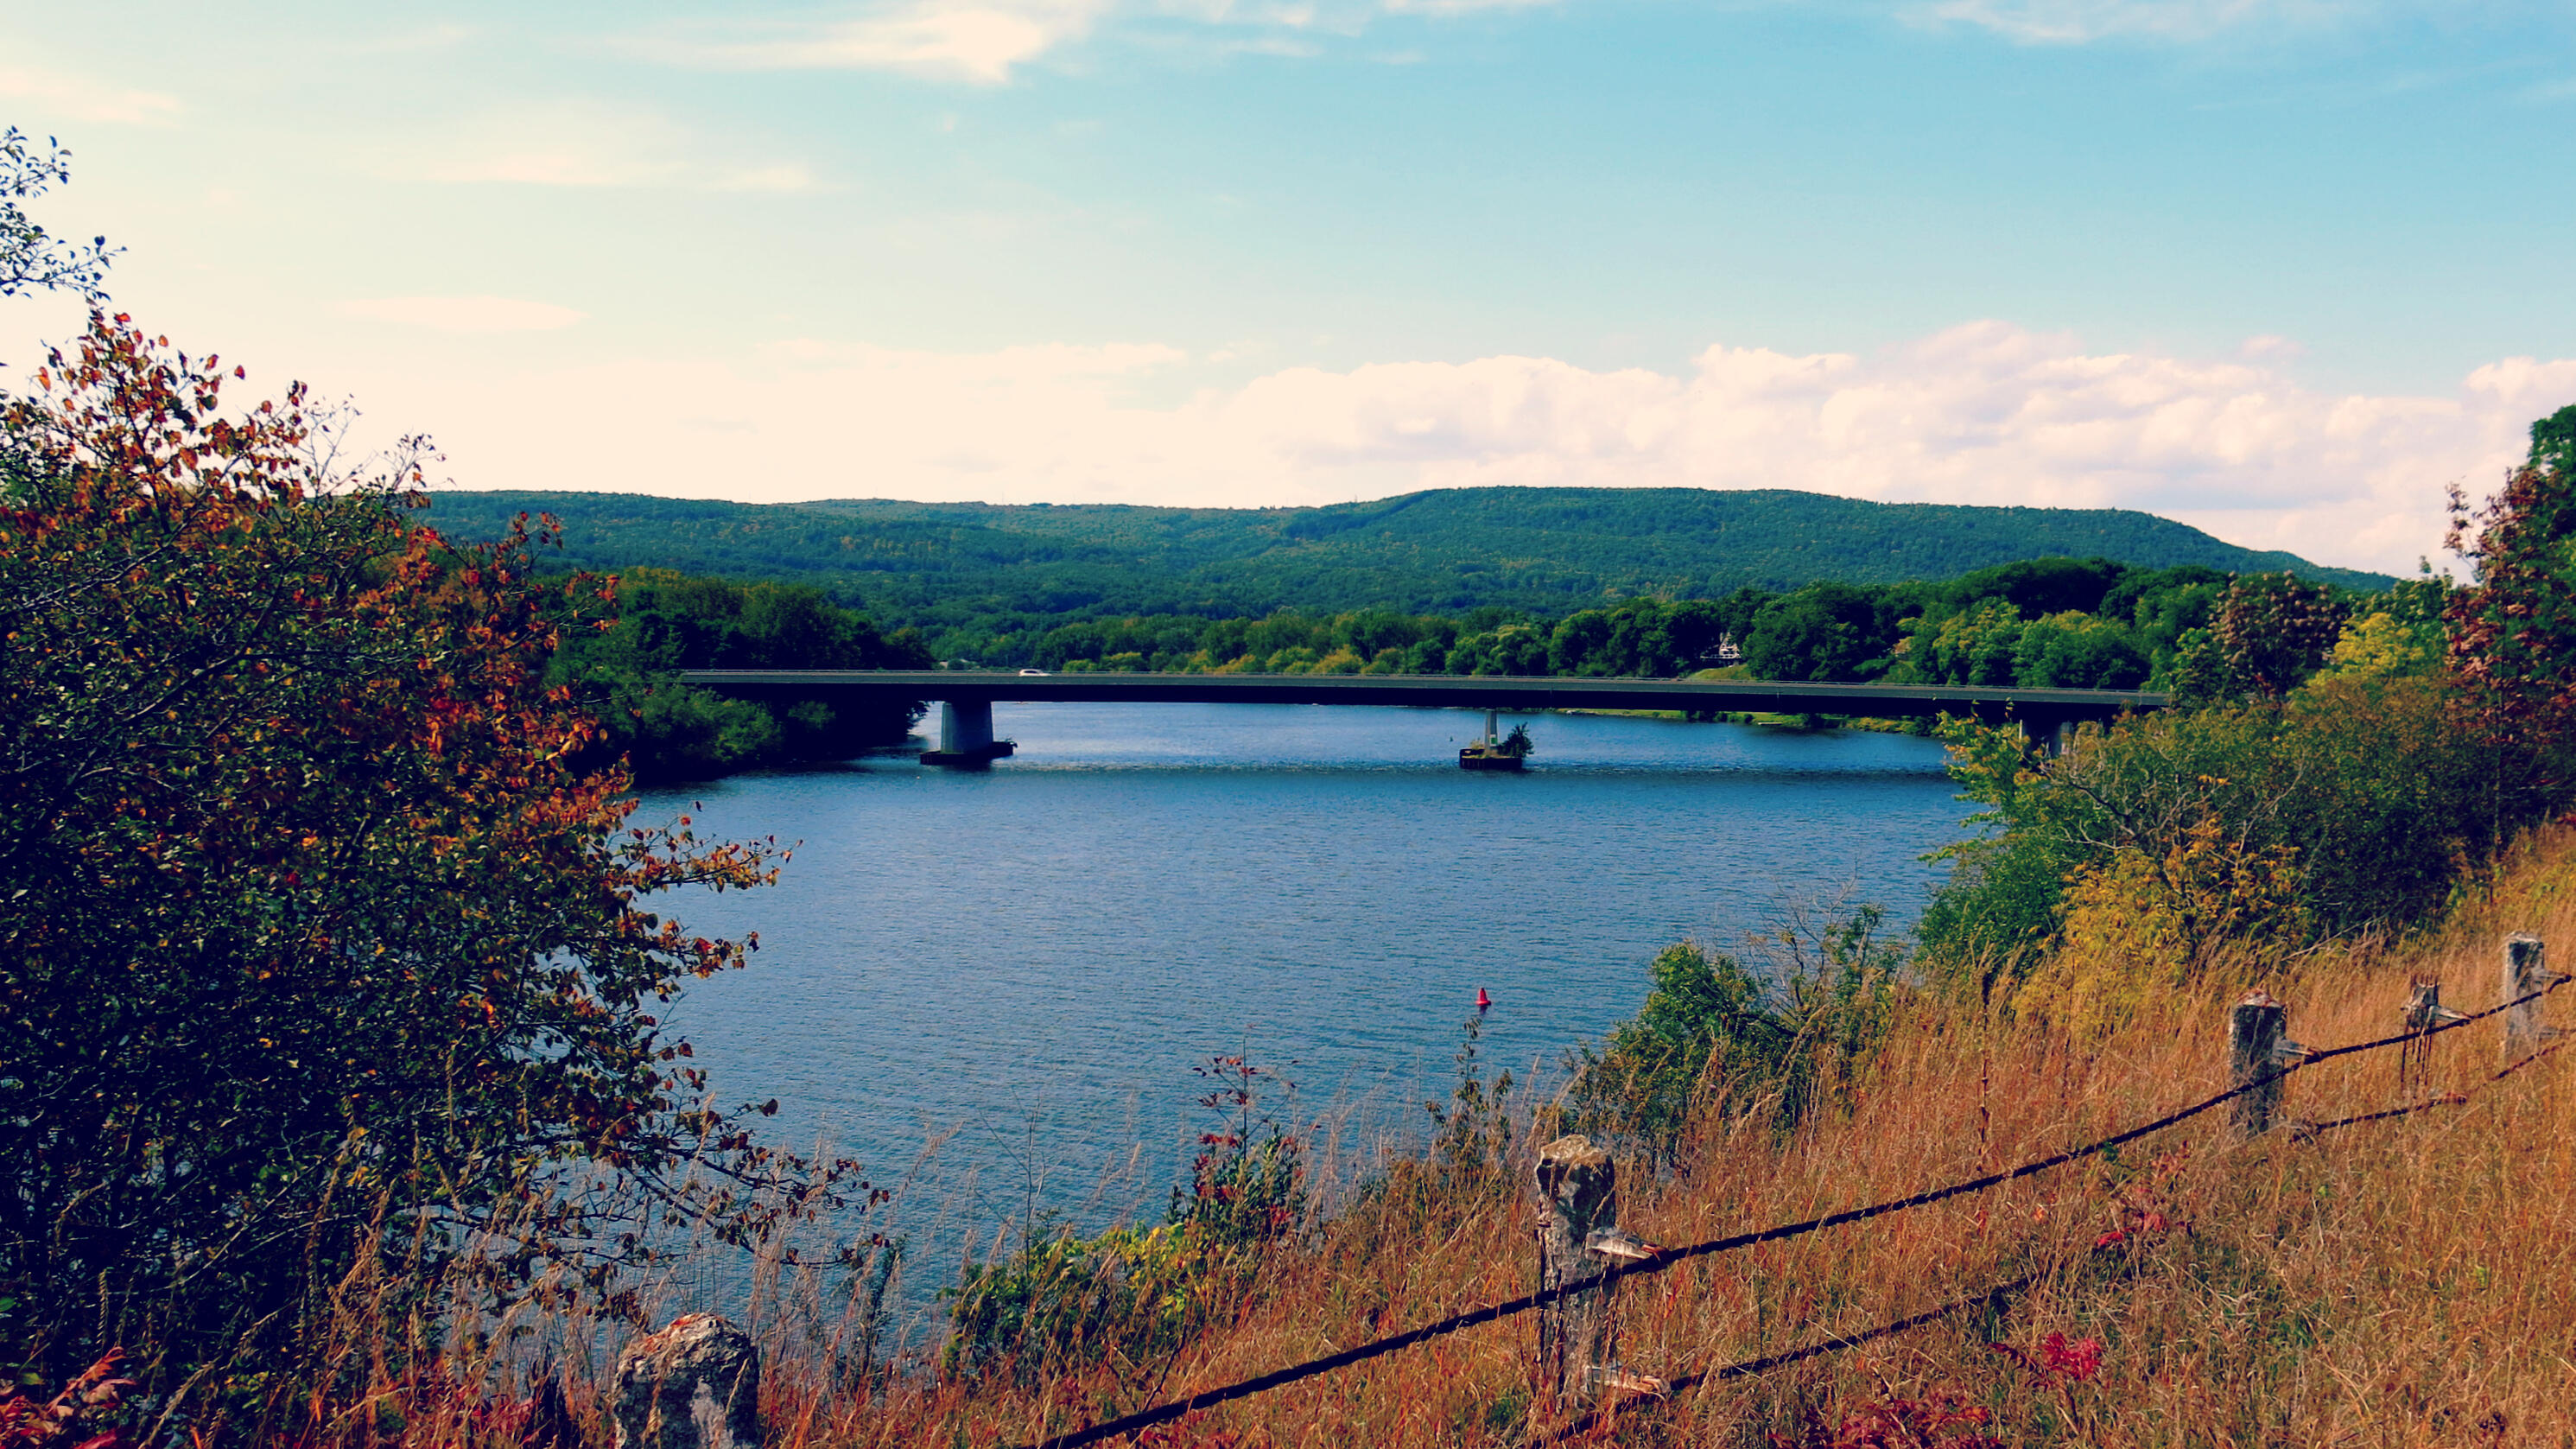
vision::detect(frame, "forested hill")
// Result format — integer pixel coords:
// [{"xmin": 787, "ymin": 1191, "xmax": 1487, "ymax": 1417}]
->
[{"xmin": 419, "ymin": 486, "xmax": 2390, "ymax": 622}]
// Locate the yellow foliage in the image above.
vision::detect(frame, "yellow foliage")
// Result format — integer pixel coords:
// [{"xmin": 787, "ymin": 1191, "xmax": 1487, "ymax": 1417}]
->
[
  {"xmin": 2314, "ymin": 611, "xmax": 2432, "ymax": 683},
  {"xmin": 2018, "ymin": 814, "xmax": 2308, "ymax": 1036}
]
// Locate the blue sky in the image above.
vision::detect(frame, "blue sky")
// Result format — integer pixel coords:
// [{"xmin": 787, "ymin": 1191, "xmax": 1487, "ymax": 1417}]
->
[{"xmin": 4, "ymin": 0, "xmax": 2573, "ymax": 571}]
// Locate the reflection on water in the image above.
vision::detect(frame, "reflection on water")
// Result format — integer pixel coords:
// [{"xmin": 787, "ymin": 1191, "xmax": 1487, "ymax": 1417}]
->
[{"xmin": 647, "ymin": 702, "xmax": 1965, "ymax": 1259}]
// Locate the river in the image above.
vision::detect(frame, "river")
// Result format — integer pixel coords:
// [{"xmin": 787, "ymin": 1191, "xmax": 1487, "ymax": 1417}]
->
[{"xmin": 643, "ymin": 702, "xmax": 1968, "ymax": 1284}]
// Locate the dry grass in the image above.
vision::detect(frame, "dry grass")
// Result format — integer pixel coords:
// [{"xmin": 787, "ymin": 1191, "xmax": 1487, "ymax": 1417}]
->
[{"xmin": 239, "ymin": 827, "xmax": 2576, "ymax": 1449}]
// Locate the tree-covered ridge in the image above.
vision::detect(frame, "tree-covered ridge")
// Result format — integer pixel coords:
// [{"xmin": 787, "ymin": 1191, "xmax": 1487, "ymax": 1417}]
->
[{"xmin": 419, "ymin": 486, "xmax": 2391, "ymax": 633}]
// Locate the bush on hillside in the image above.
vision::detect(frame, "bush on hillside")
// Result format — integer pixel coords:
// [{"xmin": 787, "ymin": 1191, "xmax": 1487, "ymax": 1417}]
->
[
  {"xmin": 946, "ymin": 1056, "xmax": 1309, "ymax": 1384},
  {"xmin": 1919, "ymin": 675, "xmax": 2488, "ymax": 1009},
  {"xmin": 1563, "ymin": 907, "xmax": 1907, "ymax": 1168},
  {"xmin": 1919, "ymin": 421, "xmax": 2576, "ymax": 1017},
  {"xmin": 0, "ymin": 315, "xmax": 840, "ymax": 1414}
]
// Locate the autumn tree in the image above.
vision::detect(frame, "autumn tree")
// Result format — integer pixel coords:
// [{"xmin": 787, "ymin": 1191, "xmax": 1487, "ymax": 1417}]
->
[
  {"xmin": 0, "ymin": 315, "xmax": 840, "ymax": 1417},
  {"xmin": 2445, "ymin": 409, "xmax": 2576, "ymax": 841}
]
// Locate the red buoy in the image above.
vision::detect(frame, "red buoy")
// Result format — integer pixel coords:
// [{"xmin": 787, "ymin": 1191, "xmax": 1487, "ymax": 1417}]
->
[{"xmin": 1476, "ymin": 988, "xmax": 1492, "ymax": 1012}]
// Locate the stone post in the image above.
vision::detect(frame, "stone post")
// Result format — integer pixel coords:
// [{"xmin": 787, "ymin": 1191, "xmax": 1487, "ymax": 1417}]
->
[
  {"xmin": 613, "ymin": 1314, "xmax": 761, "ymax": 1449},
  {"xmin": 2503, "ymin": 934, "xmax": 2565, "ymax": 1061},
  {"xmin": 1535, "ymin": 1135, "xmax": 1615, "ymax": 1409},
  {"xmin": 1533, "ymin": 1135, "xmax": 1666, "ymax": 1410},
  {"xmin": 2229, "ymin": 991, "xmax": 2287, "ymax": 1136},
  {"xmin": 940, "ymin": 698, "xmax": 995, "ymax": 754}
]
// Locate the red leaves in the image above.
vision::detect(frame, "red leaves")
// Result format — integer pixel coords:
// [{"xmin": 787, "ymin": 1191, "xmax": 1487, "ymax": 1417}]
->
[
  {"xmin": 1991, "ymin": 1330, "xmax": 2107, "ymax": 1429},
  {"xmin": 2036, "ymin": 1332, "xmax": 2103, "ymax": 1382},
  {"xmin": 0, "ymin": 1348, "xmax": 136, "ymax": 1449},
  {"xmin": 2446, "ymin": 460, "xmax": 2576, "ymax": 785},
  {"xmin": 1773, "ymin": 1390, "xmax": 1997, "ymax": 1449}
]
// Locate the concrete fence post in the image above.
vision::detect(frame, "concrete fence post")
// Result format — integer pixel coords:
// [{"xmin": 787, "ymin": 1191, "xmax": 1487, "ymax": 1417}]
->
[
  {"xmin": 2503, "ymin": 934, "xmax": 2567, "ymax": 1062},
  {"xmin": 1534, "ymin": 1135, "xmax": 1666, "ymax": 1414},
  {"xmin": 2230, "ymin": 991, "xmax": 2291, "ymax": 1136},
  {"xmin": 613, "ymin": 1314, "xmax": 761, "ymax": 1449}
]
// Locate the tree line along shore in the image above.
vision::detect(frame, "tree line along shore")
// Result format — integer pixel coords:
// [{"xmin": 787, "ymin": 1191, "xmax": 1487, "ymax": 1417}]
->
[{"xmin": 568, "ymin": 553, "xmax": 2422, "ymax": 782}]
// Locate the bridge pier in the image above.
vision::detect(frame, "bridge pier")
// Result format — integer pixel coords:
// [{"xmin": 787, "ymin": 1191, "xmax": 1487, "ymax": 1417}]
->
[
  {"xmin": 920, "ymin": 698, "xmax": 1015, "ymax": 767},
  {"xmin": 2024, "ymin": 715, "xmax": 2088, "ymax": 758}
]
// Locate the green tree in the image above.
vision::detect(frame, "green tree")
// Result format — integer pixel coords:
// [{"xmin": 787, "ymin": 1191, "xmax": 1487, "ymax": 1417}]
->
[
  {"xmin": 1907, "ymin": 597, "xmax": 2025, "ymax": 685},
  {"xmin": 1744, "ymin": 582, "xmax": 1891, "ymax": 682},
  {"xmin": 557, "ymin": 569, "xmax": 930, "ymax": 781},
  {"xmin": 2529, "ymin": 402, "xmax": 2576, "ymax": 474},
  {"xmin": 1549, "ymin": 608, "xmax": 1615, "ymax": 675},
  {"xmin": 1, "ymin": 128, "xmax": 114, "ymax": 301},
  {"xmin": 1655, "ymin": 598, "xmax": 1730, "ymax": 671},
  {"xmin": 2012, "ymin": 610, "xmax": 2148, "ymax": 689},
  {"xmin": 1918, "ymin": 677, "xmax": 2489, "ymax": 998},
  {"xmin": 1944, "ymin": 556, "xmax": 2128, "ymax": 618}
]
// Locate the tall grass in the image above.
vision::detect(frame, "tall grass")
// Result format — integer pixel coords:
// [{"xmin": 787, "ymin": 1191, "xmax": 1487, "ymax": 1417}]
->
[{"xmin": 51, "ymin": 829, "xmax": 2576, "ymax": 1449}]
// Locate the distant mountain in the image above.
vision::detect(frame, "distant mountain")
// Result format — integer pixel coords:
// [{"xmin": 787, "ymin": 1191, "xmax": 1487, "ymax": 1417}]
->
[{"xmin": 418, "ymin": 486, "xmax": 2393, "ymax": 623}]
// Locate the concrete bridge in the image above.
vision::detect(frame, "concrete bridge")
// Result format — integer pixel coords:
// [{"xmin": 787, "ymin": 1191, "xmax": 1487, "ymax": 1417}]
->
[{"xmin": 681, "ymin": 670, "xmax": 2167, "ymax": 766}]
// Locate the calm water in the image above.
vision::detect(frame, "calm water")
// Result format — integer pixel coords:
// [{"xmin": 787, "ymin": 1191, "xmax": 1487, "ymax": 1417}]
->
[{"xmin": 644, "ymin": 702, "xmax": 1967, "ymax": 1255}]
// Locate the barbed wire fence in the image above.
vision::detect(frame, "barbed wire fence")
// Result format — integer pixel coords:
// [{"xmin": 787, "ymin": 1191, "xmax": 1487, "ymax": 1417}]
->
[{"xmin": 1007, "ymin": 938, "xmax": 2572, "ymax": 1449}]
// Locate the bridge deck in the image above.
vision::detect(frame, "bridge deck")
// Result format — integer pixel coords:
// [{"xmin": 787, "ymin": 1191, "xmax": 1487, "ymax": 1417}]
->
[{"xmin": 681, "ymin": 670, "xmax": 2164, "ymax": 721}]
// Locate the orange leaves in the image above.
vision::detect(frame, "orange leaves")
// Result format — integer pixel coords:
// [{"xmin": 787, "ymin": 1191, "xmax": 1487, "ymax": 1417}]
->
[{"xmin": 0, "ymin": 1348, "xmax": 136, "ymax": 1449}]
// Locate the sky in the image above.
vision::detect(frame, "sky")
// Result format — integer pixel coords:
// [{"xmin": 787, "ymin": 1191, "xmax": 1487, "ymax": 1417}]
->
[{"xmin": 3, "ymin": 1, "xmax": 2573, "ymax": 574}]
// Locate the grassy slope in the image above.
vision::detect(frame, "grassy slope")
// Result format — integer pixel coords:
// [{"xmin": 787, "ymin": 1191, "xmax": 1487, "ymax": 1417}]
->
[{"xmin": 420, "ymin": 486, "xmax": 2393, "ymax": 623}]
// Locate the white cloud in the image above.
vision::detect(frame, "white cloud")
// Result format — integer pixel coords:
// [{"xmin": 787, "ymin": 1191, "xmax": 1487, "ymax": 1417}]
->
[
  {"xmin": 622, "ymin": 0, "xmax": 1385, "ymax": 84},
  {"xmin": 1381, "ymin": 0, "xmax": 1559, "ymax": 18},
  {"xmin": 329, "ymin": 23, "xmax": 480, "ymax": 55},
  {"xmin": 394, "ymin": 322, "xmax": 2574, "ymax": 574},
  {"xmin": 721, "ymin": 162, "xmax": 824, "ymax": 193},
  {"xmin": 0, "ymin": 60, "xmax": 181, "ymax": 126},
  {"xmin": 374, "ymin": 100, "xmax": 818, "ymax": 192},
  {"xmin": 339, "ymin": 296, "xmax": 586, "ymax": 334},
  {"xmin": 626, "ymin": 0, "xmax": 1118, "ymax": 86},
  {"xmin": 1917, "ymin": 0, "xmax": 2349, "ymax": 43},
  {"xmin": 612, "ymin": 0, "xmax": 2399, "ymax": 73}
]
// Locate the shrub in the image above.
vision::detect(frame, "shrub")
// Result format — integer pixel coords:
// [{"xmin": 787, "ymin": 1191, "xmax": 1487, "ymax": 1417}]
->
[
  {"xmin": 0, "ymin": 315, "xmax": 841, "ymax": 1412},
  {"xmin": 943, "ymin": 1220, "xmax": 1221, "ymax": 1383},
  {"xmin": 1919, "ymin": 675, "xmax": 2489, "ymax": 1012},
  {"xmin": 1563, "ymin": 908, "xmax": 1906, "ymax": 1166},
  {"xmin": 946, "ymin": 1056, "xmax": 1309, "ymax": 1383}
]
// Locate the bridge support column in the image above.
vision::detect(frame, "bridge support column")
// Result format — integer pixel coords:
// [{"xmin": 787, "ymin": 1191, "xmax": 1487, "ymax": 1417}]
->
[
  {"xmin": 922, "ymin": 698, "xmax": 1013, "ymax": 767},
  {"xmin": 2043, "ymin": 718, "xmax": 2071, "ymax": 759},
  {"xmin": 2025, "ymin": 715, "xmax": 2091, "ymax": 759},
  {"xmin": 942, "ymin": 699, "xmax": 993, "ymax": 753}
]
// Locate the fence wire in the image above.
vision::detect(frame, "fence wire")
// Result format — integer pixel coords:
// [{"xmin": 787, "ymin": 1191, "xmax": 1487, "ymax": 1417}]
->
[{"xmin": 1013, "ymin": 975, "xmax": 2569, "ymax": 1449}]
